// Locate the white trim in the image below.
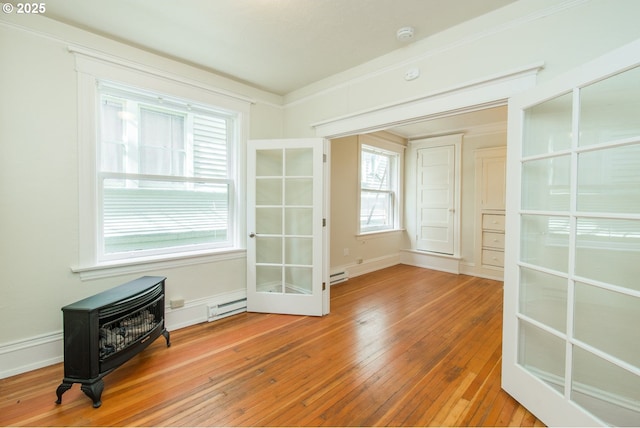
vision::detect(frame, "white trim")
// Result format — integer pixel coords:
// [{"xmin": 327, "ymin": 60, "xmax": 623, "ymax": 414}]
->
[
  {"xmin": 311, "ymin": 63, "xmax": 543, "ymax": 138},
  {"xmin": 69, "ymin": 45, "xmax": 255, "ymax": 105},
  {"xmin": 0, "ymin": 332, "xmax": 63, "ymax": 380},
  {"xmin": 331, "ymin": 254, "xmax": 401, "ymax": 280},
  {"xmin": 400, "ymin": 249, "xmax": 461, "ymax": 275},
  {"xmin": 71, "ymin": 249, "xmax": 246, "ymax": 281}
]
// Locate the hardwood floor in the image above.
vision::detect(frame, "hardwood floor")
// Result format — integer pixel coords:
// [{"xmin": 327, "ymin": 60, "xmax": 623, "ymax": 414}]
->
[{"xmin": 0, "ymin": 265, "xmax": 544, "ymax": 426}]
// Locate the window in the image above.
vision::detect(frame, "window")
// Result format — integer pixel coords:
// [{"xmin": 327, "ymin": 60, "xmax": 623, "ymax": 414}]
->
[
  {"xmin": 97, "ymin": 82, "xmax": 238, "ymax": 261},
  {"xmin": 359, "ymin": 141, "xmax": 402, "ymax": 233}
]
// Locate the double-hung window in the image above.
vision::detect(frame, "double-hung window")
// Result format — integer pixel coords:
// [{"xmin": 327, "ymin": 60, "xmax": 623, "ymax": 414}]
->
[
  {"xmin": 359, "ymin": 141, "xmax": 403, "ymax": 233},
  {"xmin": 97, "ymin": 82, "xmax": 237, "ymax": 261}
]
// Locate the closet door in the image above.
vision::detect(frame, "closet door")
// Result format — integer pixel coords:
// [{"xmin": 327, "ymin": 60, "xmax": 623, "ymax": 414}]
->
[
  {"xmin": 502, "ymin": 39, "xmax": 640, "ymax": 426},
  {"xmin": 414, "ymin": 134, "xmax": 462, "ymax": 256}
]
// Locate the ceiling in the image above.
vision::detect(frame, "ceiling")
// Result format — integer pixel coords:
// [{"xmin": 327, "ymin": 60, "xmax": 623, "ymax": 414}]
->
[{"xmin": 43, "ymin": 0, "xmax": 516, "ymax": 96}]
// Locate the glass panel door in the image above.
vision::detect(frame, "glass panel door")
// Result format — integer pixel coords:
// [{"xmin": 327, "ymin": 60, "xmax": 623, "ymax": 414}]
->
[
  {"xmin": 503, "ymin": 40, "xmax": 640, "ymax": 427},
  {"xmin": 247, "ymin": 139, "xmax": 327, "ymax": 316}
]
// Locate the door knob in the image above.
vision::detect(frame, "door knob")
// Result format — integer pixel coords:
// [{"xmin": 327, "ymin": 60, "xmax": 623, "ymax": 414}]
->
[{"xmin": 249, "ymin": 233, "xmax": 256, "ymax": 238}]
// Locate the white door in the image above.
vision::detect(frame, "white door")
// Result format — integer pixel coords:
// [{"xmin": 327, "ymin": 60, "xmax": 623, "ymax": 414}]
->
[
  {"xmin": 416, "ymin": 144, "xmax": 456, "ymax": 254},
  {"xmin": 247, "ymin": 138, "xmax": 329, "ymax": 316},
  {"xmin": 502, "ymin": 39, "xmax": 640, "ymax": 426}
]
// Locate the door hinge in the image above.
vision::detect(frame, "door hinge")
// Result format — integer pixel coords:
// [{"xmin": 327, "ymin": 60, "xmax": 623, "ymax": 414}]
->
[
  {"xmin": 323, "ymin": 154, "xmax": 327, "ymax": 163},
  {"xmin": 323, "ymin": 282, "xmax": 326, "ymax": 290},
  {"xmin": 323, "ymin": 218, "xmax": 326, "ymax": 227}
]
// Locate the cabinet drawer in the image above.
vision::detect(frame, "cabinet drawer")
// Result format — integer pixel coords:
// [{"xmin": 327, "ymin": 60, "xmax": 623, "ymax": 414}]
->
[
  {"xmin": 482, "ymin": 249, "xmax": 504, "ymax": 268},
  {"xmin": 482, "ymin": 214, "xmax": 505, "ymax": 232},
  {"xmin": 482, "ymin": 231, "xmax": 505, "ymax": 250}
]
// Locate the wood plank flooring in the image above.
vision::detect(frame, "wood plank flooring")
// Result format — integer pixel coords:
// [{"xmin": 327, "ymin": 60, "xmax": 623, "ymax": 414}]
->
[{"xmin": 0, "ymin": 265, "xmax": 544, "ymax": 426}]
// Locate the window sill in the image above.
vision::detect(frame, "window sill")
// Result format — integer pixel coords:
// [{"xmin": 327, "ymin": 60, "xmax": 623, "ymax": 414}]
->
[
  {"xmin": 356, "ymin": 229, "xmax": 405, "ymax": 240},
  {"xmin": 71, "ymin": 248, "xmax": 246, "ymax": 281}
]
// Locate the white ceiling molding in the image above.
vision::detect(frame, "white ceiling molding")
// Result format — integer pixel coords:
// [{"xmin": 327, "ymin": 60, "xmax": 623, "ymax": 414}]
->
[
  {"xmin": 312, "ymin": 62, "xmax": 544, "ymax": 139},
  {"xmin": 69, "ymin": 44, "xmax": 256, "ymax": 106}
]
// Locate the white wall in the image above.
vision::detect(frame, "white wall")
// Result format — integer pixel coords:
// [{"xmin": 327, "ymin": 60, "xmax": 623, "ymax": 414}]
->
[{"xmin": 0, "ymin": 13, "xmax": 283, "ymax": 377}]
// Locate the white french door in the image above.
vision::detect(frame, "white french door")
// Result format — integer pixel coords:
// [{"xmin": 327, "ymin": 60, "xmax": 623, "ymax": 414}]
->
[
  {"xmin": 503, "ymin": 39, "xmax": 640, "ymax": 426},
  {"xmin": 246, "ymin": 138, "xmax": 329, "ymax": 316}
]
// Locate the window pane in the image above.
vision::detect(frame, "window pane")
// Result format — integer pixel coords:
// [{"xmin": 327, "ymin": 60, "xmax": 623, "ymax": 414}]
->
[
  {"xmin": 522, "ymin": 155, "xmax": 571, "ymax": 211},
  {"xmin": 361, "ymin": 149, "xmax": 391, "ymax": 190},
  {"xmin": 139, "ymin": 108, "xmax": 185, "ymax": 176},
  {"xmin": 100, "ymin": 98, "xmax": 125, "ymax": 173},
  {"xmin": 577, "ymin": 143, "xmax": 640, "ymax": 214},
  {"xmin": 574, "ymin": 282, "xmax": 640, "ymax": 368},
  {"xmin": 194, "ymin": 114, "xmax": 228, "ymax": 179},
  {"xmin": 519, "ymin": 267, "xmax": 567, "ymax": 333},
  {"xmin": 523, "ymin": 92, "xmax": 573, "ymax": 157},
  {"xmin": 103, "ymin": 178, "xmax": 229, "ymax": 255},
  {"xmin": 520, "ymin": 214, "xmax": 569, "ymax": 273},
  {"xmin": 361, "ymin": 190, "xmax": 392, "ymax": 231},
  {"xmin": 579, "ymin": 65, "xmax": 640, "ymax": 147},
  {"xmin": 518, "ymin": 321, "xmax": 565, "ymax": 394},
  {"xmin": 572, "ymin": 346, "xmax": 640, "ymax": 426},
  {"xmin": 575, "ymin": 218, "xmax": 640, "ymax": 292}
]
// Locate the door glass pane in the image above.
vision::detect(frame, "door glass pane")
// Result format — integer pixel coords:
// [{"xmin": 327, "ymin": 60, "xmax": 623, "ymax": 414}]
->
[
  {"xmin": 521, "ymin": 215, "xmax": 569, "ymax": 273},
  {"xmin": 579, "ymin": 65, "xmax": 640, "ymax": 147},
  {"xmin": 519, "ymin": 267, "xmax": 567, "ymax": 333},
  {"xmin": 523, "ymin": 92, "xmax": 573, "ymax": 157},
  {"xmin": 522, "ymin": 155, "xmax": 571, "ymax": 211},
  {"xmin": 286, "ymin": 148, "xmax": 313, "ymax": 176},
  {"xmin": 574, "ymin": 282, "xmax": 640, "ymax": 368},
  {"xmin": 577, "ymin": 144, "xmax": 640, "ymax": 213},
  {"xmin": 256, "ymin": 178, "xmax": 282, "ymax": 205},
  {"xmin": 285, "ymin": 237, "xmax": 312, "ymax": 265},
  {"xmin": 256, "ymin": 236, "xmax": 282, "ymax": 264},
  {"xmin": 285, "ymin": 178, "xmax": 313, "ymax": 205},
  {"xmin": 572, "ymin": 346, "xmax": 640, "ymax": 427},
  {"xmin": 256, "ymin": 265, "xmax": 283, "ymax": 293},
  {"xmin": 285, "ymin": 266, "xmax": 312, "ymax": 294},
  {"xmin": 256, "ymin": 207, "xmax": 282, "ymax": 234},
  {"xmin": 256, "ymin": 149, "xmax": 282, "ymax": 176},
  {"xmin": 518, "ymin": 321, "xmax": 565, "ymax": 394},
  {"xmin": 575, "ymin": 218, "xmax": 640, "ymax": 292},
  {"xmin": 285, "ymin": 207, "xmax": 312, "ymax": 235}
]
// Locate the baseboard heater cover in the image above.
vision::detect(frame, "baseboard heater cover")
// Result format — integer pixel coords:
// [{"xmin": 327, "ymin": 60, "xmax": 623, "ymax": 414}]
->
[
  {"xmin": 330, "ymin": 271, "xmax": 349, "ymax": 285},
  {"xmin": 207, "ymin": 297, "xmax": 247, "ymax": 322}
]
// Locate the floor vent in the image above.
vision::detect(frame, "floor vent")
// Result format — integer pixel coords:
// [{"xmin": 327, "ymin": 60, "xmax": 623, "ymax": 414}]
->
[
  {"xmin": 330, "ymin": 271, "xmax": 349, "ymax": 285},
  {"xmin": 207, "ymin": 297, "xmax": 247, "ymax": 322}
]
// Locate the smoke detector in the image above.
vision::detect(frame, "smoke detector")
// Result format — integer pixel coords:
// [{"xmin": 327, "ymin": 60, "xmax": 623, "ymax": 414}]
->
[{"xmin": 396, "ymin": 26, "xmax": 415, "ymax": 42}]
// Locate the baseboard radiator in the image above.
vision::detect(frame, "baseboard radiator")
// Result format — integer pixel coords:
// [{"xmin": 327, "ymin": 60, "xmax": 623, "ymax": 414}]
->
[
  {"xmin": 330, "ymin": 271, "xmax": 349, "ymax": 285},
  {"xmin": 207, "ymin": 297, "xmax": 247, "ymax": 322}
]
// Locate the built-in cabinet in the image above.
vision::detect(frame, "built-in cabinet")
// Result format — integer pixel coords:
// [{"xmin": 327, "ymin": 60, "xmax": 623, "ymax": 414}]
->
[{"xmin": 474, "ymin": 147, "xmax": 506, "ymax": 279}]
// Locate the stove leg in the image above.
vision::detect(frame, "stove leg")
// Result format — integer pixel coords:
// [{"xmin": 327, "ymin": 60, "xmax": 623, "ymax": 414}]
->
[
  {"xmin": 55, "ymin": 381, "xmax": 73, "ymax": 404},
  {"xmin": 162, "ymin": 329, "xmax": 171, "ymax": 347},
  {"xmin": 81, "ymin": 379, "xmax": 104, "ymax": 408}
]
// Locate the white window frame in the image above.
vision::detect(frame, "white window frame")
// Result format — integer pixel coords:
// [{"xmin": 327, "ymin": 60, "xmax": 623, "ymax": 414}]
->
[
  {"xmin": 358, "ymin": 135, "xmax": 404, "ymax": 235},
  {"xmin": 70, "ymin": 47, "xmax": 251, "ymax": 279}
]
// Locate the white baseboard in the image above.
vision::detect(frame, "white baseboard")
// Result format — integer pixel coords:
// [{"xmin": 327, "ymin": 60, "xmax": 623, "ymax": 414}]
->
[
  {"xmin": 459, "ymin": 262, "xmax": 504, "ymax": 281},
  {"xmin": 331, "ymin": 253, "xmax": 401, "ymax": 281},
  {"xmin": 0, "ymin": 288, "xmax": 246, "ymax": 380},
  {"xmin": 400, "ymin": 249, "xmax": 461, "ymax": 274},
  {"xmin": 0, "ymin": 332, "xmax": 64, "ymax": 379}
]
